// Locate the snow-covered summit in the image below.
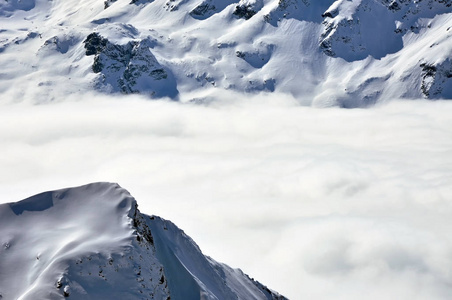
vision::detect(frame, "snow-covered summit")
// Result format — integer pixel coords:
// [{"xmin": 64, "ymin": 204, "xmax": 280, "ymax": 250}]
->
[
  {"xmin": 0, "ymin": 182, "xmax": 286, "ymax": 300},
  {"xmin": 0, "ymin": 0, "xmax": 451, "ymax": 105}
]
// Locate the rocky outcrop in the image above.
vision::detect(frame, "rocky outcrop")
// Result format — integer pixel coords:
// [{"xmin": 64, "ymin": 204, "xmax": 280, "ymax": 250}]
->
[
  {"xmin": 2, "ymin": 0, "xmax": 452, "ymax": 105},
  {"xmin": 103, "ymin": 0, "xmax": 117, "ymax": 9},
  {"xmin": 189, "ymin": 0, "xmax": 235, "ymax": 19},
  {"xmin": 420, "ymin": 59, "xmax": 452, "ymax": 98},
  {"xmin": 189, "ymin": 0, "xmax": 217, "ymax": 18},
  {"xmin": 0, "ymin": 182, "xmax": 287, "ymax": 300},
  {"xmin": 319, "ymin": 0, "xmax": 452, "ymax": 61},
  {"xmin": 145, "ymin": 214, "xmax": 287, "ymax": 300},
  {"xmin": 83, "ymin": 33, "xmax": 178, "ymax": 98},
  {"xmin": 56, "ymin": 244, "xmax": 171, "ymax": 299},
  {"xmin": 233, "ymin": 0, "xmax": 263, "ymax": 20},
  {"xmin": 319, "ymin": 0, "xmax": 401, "ymax": 61}
]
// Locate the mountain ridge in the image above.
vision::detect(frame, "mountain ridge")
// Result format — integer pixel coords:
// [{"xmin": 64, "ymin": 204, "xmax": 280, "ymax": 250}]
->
[
  {"xmin": 0, "ymin": 182, "xmax": 286, "ymax": 300},
  {"xmin": 1, "ymin": 0, "xmax": 451, "ymax": 106}
]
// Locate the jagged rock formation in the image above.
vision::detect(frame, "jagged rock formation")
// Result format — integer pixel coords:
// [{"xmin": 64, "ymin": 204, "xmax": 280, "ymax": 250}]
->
[
  {"xmin": 0, "ymin": 183, "xmax": 286, "ymax": 300},
  {"xmin": 1, "ymin": 0, "xmax": 451, "ymax": 105},
  {"xmin": 233, "ymin": 0, "xmax": 263, "ymax": 20},
  {"xmin": 83, "ymin": 33, "xmax": 178, "ymax": 97},
  {"xmin": 420, "ymin": 59, "xmax": 452, "ymax": 98},
  {"xmin": 319, "ymin": 0, "xmax": 452, "ymax": 61}
]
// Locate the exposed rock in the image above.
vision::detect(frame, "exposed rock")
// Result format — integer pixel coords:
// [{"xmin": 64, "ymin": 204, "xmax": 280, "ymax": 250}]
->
[
  {"xmin": 2, "ymin": 0, "xmax": 452, "ymax": 104},
  {"xmin": 83, "ymin": 33, "xmax": 178, "ymax": 98},
  {"xmin": 233, "ymin": 0, "xmax": 263, "ymax": 19},
  {"xmin": 319, "ymin": 1, "xmax": 400, "ymax": 61},
  {"xmin": 319, "ymin": 0, "xmax": 452, "ymax": 61},
  {"xmin": 233, "ymin": 5, "xmax": 256, "ymax": 19},
  {"xmin": 420, "ymin": 60, "xmax": 452, "ymax": 98},
  {"xmin": 103, "ymin": 0, "xmax": 117, "ymax": 9},
  {"xmin": 189, "ymin": 0, "xmax": 235, "ymax": 19},
  {"xmin": 84, "ymin": 33, "xmax": 108, "ymax": 56},
  {"xmin": 130, "ymin": 0, "xmax": 154, "ymax": 4},
  {"xmin": 190, "ymin": 1, "xmax": 216, "ymax": 17}
]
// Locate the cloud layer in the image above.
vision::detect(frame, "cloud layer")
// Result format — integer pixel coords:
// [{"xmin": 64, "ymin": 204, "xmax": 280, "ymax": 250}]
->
[{"xmin": 1, "ymin": 93, "xmax": 452, "ymax": 299}]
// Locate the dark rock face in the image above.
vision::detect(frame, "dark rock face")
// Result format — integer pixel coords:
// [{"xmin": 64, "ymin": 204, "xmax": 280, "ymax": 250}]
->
[
  {"xmin": 56, "ymin": 212, "xmax": 171, "ymax": 299},
  {"xmin": 319, "ymin": 0, "xmax": 452, "ymax": 61},
  {"xmin": 388, "ymin": 1, "xmax": 401, "ymax": 11},
  {"xmin": 189, "ymin": 0, "xmax": 236, "ymax": 19},
  {"xmin": 420, "ymin": 60, "xmax": 452, "ymax": 98},
  {"xmin": 84, "ymin": 33, "xmax": 108, "ymax": 56},
  {"xmin": 83, "ymin": 33, "xmax": 178, "ymax": 98},
  {"xmin": 0, "ymin": 182, "xmax": 288, "ymax": 299},
  {"xmin": 130, "ymin": 0, "xmax": 154, "ymax": 4},
  {"xmin": 103, "ymin": 0, "xmax": 117, "ymax": 9},
  {"xmin": 233, "ymin": 4, "xmax": 257, "ymax": 20},
  {"xmin": 146, "ymin": 214, "xmax": 288, "ymax": 300},
  {"xmin": 319, "ymin": 1, "xmax": 402, "ymax": 61},
  {"xmin": 263, "ymin": 0, "xmax": 299, "ymax": 25},
  {"xmin": 190, "ymin": 2, "xmax": 216, "ymax": 17}
]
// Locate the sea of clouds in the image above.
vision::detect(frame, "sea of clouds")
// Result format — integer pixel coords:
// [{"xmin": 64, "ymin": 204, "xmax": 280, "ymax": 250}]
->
[{"xmin": 1, "ymin": 91, "xmax": 452, "ymax": 299}]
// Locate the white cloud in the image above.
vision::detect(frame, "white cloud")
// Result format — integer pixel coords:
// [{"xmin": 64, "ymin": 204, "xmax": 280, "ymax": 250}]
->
[{"xmin": 1, "ymin": 92, "xmax": 452, "ymax": 299}]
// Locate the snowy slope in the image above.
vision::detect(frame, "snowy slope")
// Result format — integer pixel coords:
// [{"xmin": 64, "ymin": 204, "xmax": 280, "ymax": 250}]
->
[
  {"xmin": 0, "ymin": 0, "xmax": 451, "ymax": 106},
  {"xmin": 0, "ymin": 182, "xmax": 286, "ymax": 300}
]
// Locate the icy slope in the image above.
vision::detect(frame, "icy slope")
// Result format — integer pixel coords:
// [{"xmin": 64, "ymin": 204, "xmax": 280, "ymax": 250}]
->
[
  {"xmin": 0, "ymin": 0, "xmax": 451, "ymax": 105},
  {"xmin": 0, "ymin": 182, "xmax": 285, "ymax": 300}
]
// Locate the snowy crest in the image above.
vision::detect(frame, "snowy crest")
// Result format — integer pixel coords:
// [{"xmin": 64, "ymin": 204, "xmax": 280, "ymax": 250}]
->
[
  {"xmin": 0, "ymin": 183, "xmax": 286, "ymax": 300},
  {"xmin": 0, "ymin": 0, "xmax": 451, "ymax": 105}
]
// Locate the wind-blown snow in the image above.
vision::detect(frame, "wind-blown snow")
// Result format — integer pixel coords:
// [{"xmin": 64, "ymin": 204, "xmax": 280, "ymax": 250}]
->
[
  {"xmin": 0, "ymin": 182, "xmax": 164, "ymax": 300},
  {"xmin": 2, "ymin": 0, "xmax": 452, "ymax": 299},
  {"xmin": 0, "ymin": 182, "xmax": 285, "ymax": 300},
  {"xmin": 0, "ymin": 0, "xmax": 451, "ymax": 105}
]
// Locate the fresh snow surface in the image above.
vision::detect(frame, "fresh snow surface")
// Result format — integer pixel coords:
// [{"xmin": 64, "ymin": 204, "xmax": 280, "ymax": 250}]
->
[
  {"xmin": 0, "ymin": 0, "xmax": 451, "ymax": 105},
  {"xmin": 1, "ymin": 0, "xmax": 452, "ymax": 299},
  {"xmin": 0, "ymin": 182, "xmax": 286, "ymax": 300}
]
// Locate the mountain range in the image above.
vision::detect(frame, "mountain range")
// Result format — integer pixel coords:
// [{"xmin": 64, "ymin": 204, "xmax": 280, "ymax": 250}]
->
[
  {"xmin": 1, "ymin": 0, "xmax": 451, "ymax": 106},
  {"xmin": 1, "ymin": 1, "xmax": 452, "ymax": 298}
]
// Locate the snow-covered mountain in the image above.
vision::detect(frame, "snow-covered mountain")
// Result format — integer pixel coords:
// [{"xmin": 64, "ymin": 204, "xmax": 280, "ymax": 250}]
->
[
  {"xmin": 0, "ymin": 182, "xmax": 286, "ymax": 300},
  {"xmin": 0, "ymin": 0, "xmax": 451, "ymax": 106}
]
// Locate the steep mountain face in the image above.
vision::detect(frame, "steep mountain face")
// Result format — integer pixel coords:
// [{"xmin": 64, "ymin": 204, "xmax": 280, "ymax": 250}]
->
[
  {"xmin": 0, "ymin": 182, "xmax": 286, "ymax": 300},
  {"xmin": 319, "ymin": 0, "xmax": 451, "ymax": 61},
  {"xmin": 83, "ymin": 32, "xmax": 178, "ymax": 97},
  {"xmin": 0, "ymin": 0, "xmax": 451, "ymax": 105}
]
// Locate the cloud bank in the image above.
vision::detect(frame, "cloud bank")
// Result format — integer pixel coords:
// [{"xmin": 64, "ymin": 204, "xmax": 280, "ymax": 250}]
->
[{"xmin": 1, "ymin": 92, "xmax": 452, "ymax": 299}]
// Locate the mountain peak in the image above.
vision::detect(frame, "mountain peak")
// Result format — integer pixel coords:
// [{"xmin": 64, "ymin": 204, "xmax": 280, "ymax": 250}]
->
[
  {"xmin": 0, "ymin": 183, "xmax": 286, "ymax": 300},
  {"xmin": 7, "ymin": 182, "xmax": 135, "ymax": 215}
]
